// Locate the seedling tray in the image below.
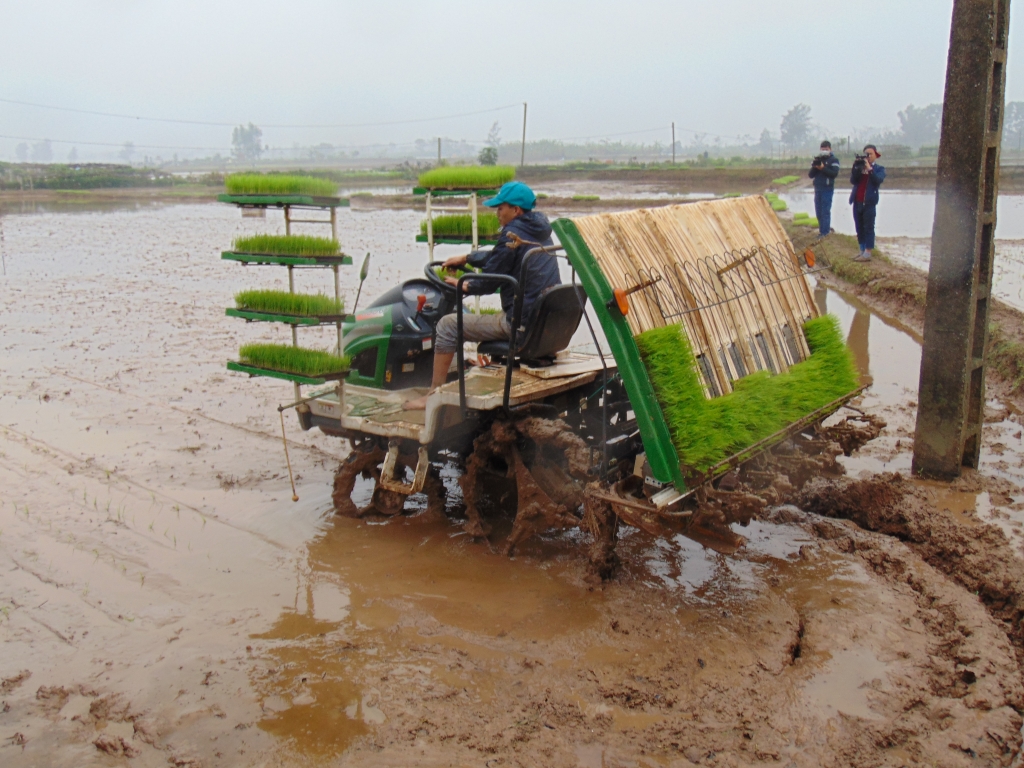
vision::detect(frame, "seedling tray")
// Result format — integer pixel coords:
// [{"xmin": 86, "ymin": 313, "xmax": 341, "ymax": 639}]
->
[
  {"xmin": 412, "ymin": 187, "xmax": 499, "ymax": 197},
  {"xmin": 226, "ymin": 308, "xmax": 350, "ymax": 326},
  {"xmin": 415, "ymin": 235, "xmax": 499, "ymax": 245},
  {"xmin": 217, "ymin": 193, "xmax": 350, "ymax": 208},
  {"xmin": 227, "ymin": 361, "xmax": 348, "ymax": 386},
  {"xmin": 222, "ymin": 251, "xmax": 354, "ymax": 267}
]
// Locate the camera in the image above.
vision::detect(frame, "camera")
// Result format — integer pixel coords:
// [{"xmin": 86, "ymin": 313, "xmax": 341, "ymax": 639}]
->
[
  {"xmin": 852, "ymin": 154, "xmax": 868, "ymax": 170},
  {"xmin": 812, "ymin": 153, "xmax": 830, "ymax": 167}
]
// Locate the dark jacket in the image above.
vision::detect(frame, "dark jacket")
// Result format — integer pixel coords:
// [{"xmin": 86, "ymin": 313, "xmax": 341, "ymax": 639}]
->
[
  {"xmin": 848, "ymin": 161, "xmax": 886, "ymax": 205},
  {"xmin": 808, "ymin": 152, "xmax": 840, "ymax": 191},
  {"xmin": 466, "ymin": 209, "xmax": 560, "ymax": 324}
]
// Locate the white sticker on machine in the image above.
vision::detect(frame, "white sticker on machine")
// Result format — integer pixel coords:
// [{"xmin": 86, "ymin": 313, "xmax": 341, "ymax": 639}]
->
[
  {"xmin": 422, "ymin": 338, "xmax": 432, "ymax": 350},
  {"xmin": 401, "ymin": 362, "xmax": 415, "ymax": 373}
]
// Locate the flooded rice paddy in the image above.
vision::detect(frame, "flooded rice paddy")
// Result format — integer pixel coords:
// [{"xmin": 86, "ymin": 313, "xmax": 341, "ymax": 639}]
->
[{"xmin": 2, "ymin": 197, "xmax": 1024, "ymax": 765}]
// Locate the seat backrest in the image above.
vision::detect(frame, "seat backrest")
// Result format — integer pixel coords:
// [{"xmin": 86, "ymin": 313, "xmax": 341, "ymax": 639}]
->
[{"xmin": 516, "ymin": 284, "xmax": 588, "ymax": 360}]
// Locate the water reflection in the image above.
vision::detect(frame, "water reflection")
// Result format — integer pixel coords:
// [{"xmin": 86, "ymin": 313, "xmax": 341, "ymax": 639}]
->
[
  {"xmin": 847, "ymin": 309, "xmax": 873, "ymax": 387},
  {"xmin": 0, "ymin": 198, "xmax": 176, "ymax": 216},
  {"xmin": 779, "ymin": 189, "xmax": 1024, "ymax": 239}
]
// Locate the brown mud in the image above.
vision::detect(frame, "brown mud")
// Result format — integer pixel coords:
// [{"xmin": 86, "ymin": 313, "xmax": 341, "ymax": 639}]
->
[{"xmin": 3, "ymin": 195, "xmax": 1024, "ymax": 765}]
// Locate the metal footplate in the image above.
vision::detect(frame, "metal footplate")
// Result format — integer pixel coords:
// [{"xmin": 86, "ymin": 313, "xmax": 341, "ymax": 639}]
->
[{"xmin": 378, "ymin": 440, "xmax": 429, "ymax": 495}]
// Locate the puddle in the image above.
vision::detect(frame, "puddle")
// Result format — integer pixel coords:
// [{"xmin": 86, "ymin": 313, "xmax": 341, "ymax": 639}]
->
[{"xmin": 802, "ymin": 647, "xmax": 889, "ymax": 720}]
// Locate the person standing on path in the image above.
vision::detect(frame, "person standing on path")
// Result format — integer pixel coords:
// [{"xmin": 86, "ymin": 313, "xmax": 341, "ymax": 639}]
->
[
  {"xmin": 808, "ymin": 140, "xmax": 840, "ymax": 237},
  {"xmin": 850, "ymin": 145, "xmax": 886, "ymax": 261}
]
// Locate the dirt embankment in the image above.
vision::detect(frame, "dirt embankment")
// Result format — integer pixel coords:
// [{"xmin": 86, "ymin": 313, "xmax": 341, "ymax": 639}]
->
[{"xmin": 790, "ymin": 223, "xmax": 1024, "ymax": 410}]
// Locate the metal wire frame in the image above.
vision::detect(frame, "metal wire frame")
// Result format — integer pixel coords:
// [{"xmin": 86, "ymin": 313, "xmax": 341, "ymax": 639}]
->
[{"xmin": 625, "ymin": 242, "xmax": 827, "ymax": 395}]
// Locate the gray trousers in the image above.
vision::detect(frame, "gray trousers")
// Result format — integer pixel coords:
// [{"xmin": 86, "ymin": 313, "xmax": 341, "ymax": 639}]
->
[{"xmin": 434, "ymin": 312, "xmax": 511, "ymax": 354}]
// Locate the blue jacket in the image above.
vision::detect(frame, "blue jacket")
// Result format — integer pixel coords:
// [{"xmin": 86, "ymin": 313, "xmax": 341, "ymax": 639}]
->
[
  {"xmin": 848, "ymin": 162, "xmax": 886, "ymax": 205},
  {"xmin": 808, "ymin": 152, "xmax": 840, "ymax": 191},
  {"xmin": 466, "ymin": 210, "xmax": 560, "ymax": 324}
]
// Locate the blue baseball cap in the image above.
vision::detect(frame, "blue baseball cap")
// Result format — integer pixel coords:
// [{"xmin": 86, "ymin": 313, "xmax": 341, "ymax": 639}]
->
[{"xmin": 484, "ymin": 181, "xmax": 536, "ymax": 210}]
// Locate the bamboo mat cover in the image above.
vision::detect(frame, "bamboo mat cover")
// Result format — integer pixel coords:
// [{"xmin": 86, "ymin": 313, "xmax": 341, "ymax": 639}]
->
[{"xmin": 572, "ymin": 196, "xmax": 819, "ymax": 395}]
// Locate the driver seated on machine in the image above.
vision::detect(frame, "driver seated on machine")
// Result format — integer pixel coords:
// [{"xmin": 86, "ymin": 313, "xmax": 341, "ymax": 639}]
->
[{"xmin": 403, "ymin": 181, "xmax": 560, "ymax": 410}]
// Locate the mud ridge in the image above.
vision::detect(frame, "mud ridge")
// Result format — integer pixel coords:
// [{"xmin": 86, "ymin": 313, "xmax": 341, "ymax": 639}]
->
[
  {"xmin": 767, "ymin": 501, "xmax": 1024, "ymax": 763},
  {"xmin": 797, "ymin": 473, "xmax": 1024, "ymax": 673}
]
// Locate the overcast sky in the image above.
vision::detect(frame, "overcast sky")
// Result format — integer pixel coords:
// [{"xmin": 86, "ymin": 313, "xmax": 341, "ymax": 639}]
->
[{"xmin": 2, "ymin": 0, "xmax": 1021, "ymax": 159}]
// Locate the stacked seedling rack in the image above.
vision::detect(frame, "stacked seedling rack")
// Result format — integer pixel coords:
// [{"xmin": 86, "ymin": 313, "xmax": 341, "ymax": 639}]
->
[
  {"xmin": 413, "ymin": 166, "xmax": 515, "ymax": 260},
  {"xmin": 220, "ymin": 174, "xmax": 353, "ymax": 400}
]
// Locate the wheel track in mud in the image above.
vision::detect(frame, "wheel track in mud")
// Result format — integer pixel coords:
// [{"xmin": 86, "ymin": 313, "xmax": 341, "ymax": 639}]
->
[{"xmin": 797, "ymin": 473, "xmax": 1024, "ymax": 674}]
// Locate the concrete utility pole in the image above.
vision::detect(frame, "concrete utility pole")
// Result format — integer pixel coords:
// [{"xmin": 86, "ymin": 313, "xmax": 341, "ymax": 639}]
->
[
  {"xmin": 437, "ymin": 137, "xmax": 441, "ymax": 164},
  {"xmin": 672, "ymin": 122, "xmax": 676, "ymax": 164},
  {"xmin": 520, "ymin": 102, "xmax": 528, "ymax": 168},
  {"xmin": 913, "ymin": 0, "xmax": 1011, "ymax": 479}
]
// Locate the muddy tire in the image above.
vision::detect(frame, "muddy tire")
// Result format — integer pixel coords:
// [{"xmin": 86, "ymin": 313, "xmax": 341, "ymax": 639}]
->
[{"xmin": 332, "ymin": 443, "xmax": 418, "ymax": 517}]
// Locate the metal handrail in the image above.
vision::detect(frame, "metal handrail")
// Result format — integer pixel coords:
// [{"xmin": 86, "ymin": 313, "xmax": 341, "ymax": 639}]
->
[
  {"xmin": 455, "ymin": 273, "xmax": 518, "ymax": 417},
  {"xmin": 455, "ymin": 243, "xmax": 569, "ymax": 416}
]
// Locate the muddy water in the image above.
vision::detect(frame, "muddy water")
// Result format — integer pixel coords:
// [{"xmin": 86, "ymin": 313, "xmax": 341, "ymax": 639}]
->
[
  {"xmin": 2, "ymin": 201, "xmax": 1024, "ymax": 765},
  {"xmin": 817, "ymin": 281, "xmax": 1024, "ymax": 549},
  {"xmin": 779, "ymin": 189, "xmax": 1024, "ymax": 239}
]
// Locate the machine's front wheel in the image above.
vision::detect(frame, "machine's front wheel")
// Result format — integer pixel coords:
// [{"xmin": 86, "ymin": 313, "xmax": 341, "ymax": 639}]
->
[{"xmin": 332, "ymin": 440, "xmax": 445, "ymax": 518}]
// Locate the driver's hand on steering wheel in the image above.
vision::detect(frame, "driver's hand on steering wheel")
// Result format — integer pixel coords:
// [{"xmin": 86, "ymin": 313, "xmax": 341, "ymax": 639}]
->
[
  {"xmin": 443, "ymin": 254, "xmax": 469, "ymax": 269},
  {"xmin": 444, "ymin": 276, "xmax": 470, "ymax": 291}
]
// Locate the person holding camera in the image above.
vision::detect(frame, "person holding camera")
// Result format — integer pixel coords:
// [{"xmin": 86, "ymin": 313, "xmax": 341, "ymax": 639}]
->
[
  {"xmin": 849, "ymin": 145, "xmax": 886, "ymax": 261},
  {"xmin": 808, "ymin": 140, "xmax": 840, "ymax": 237}
]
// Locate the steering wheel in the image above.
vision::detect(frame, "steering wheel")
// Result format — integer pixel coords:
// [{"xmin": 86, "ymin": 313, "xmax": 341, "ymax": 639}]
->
[{"xmin": 425, "ymin": 260, "xmax": 459, "ymax": 299}]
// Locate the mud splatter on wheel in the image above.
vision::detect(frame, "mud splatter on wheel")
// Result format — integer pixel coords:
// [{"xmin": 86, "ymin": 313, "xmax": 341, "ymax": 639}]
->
[
  {"xmin": 459, "ymin": 416, "xmax": 593, "ymax": 553},
  {"xmin": 332, "ymin": 442, "xmax": 421, "ymax": 517}
]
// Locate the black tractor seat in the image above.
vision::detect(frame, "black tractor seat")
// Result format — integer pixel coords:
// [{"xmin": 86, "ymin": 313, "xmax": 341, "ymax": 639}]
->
[{"xmin": 477, "ymin": 284, "xmax": 588, "ymax": 366}]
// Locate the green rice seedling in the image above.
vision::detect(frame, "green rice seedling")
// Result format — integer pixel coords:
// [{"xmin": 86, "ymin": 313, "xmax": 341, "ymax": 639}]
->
[
  {"xmin": 772, "ymin": 175, "xmax": 800, "ymax": 185},
  {"xmin": 235, "ymin": 289, "xmax": 344, "ymax": 317},
  {"xmin": 770, "ymin": 199, "xmax": 788, "ymax": 212},
  {"xmin": 636, "ymin": 315, "xmax": 857, "ymax": 472},
  {"xmin": 224, "ymin": 173, "xmax": 338, "ymax": 197},
  {"xmin": 796, "ymin": 217, "xmax": 819, "ymax": 228},
  {"xmin": 232, "ymin": 234, "xmax": 340, "ymax": 256},
  {"xmin": 238, "ymin": 343, "xmax": 349, "ymax": 376},
  {"xmin": 572, "ymin": 194, "xmax": 601, "ymax": 201},
  {"xmin": 722, "ymin": 192, "xmax": 742, "ymax": 198},
  {"xmin": 793, "ymin": 211, "xmax": 809, "ymax": 219},
  {"xmin": 417, "ymin": 166, "xmax": 516, "ymax": 190},
  {"xmin": 420, "ymin": 213, "xmax": 501, "ymax": 238}
]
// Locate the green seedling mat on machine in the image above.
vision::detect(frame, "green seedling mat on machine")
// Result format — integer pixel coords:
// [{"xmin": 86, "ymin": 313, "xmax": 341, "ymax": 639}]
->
[
  {"xmin": 217, "ymin": 194, "xmax": 350, "ymax": 207},
  {"xmin": 226, "ymin": 361, "xmax": 348, "ymax": 386},
  {"xmin": 222, "ymin": 251, "xmax": 353, "ymax": 267},
  {"xmin": 225, "ymin": 308, "xmax": 350, "ymax": 326}
]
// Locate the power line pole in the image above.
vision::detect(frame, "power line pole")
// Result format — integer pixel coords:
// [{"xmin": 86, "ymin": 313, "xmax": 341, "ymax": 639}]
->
[
  {"xmin": 913, "ymin": 0, "xmax": 1011, "ymax": 478},
  {"xmin": 672, "ymin": 122, "xmax": 676, "ymax": 164},
  {"xmin": 520, "ymin": 102, "xmax": 527, "ymax": 168},
  {"xmin": 437, "ymin": 137, "xmax": 441, "ymax": 164}
]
